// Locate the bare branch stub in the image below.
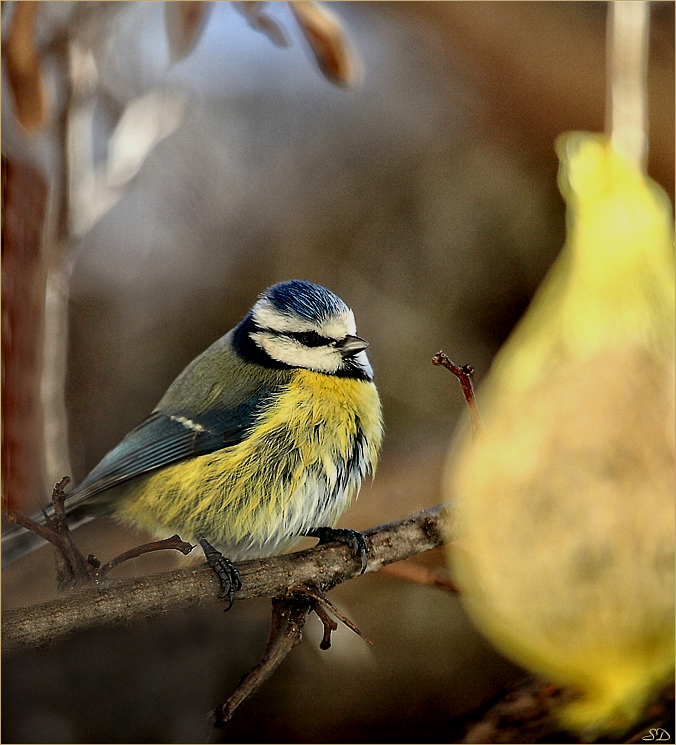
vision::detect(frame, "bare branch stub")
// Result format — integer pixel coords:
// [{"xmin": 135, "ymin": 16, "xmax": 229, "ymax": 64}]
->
[
  {"xmin": 209, "ymin": 583, "xmax": 370, "ymax": 731},
  {"xmin": 311, "ymin": 601, "xmax": 338, "ymax": 650},
  {"xmin": 433, "ymin": 350, "xmax": 484, "ymax": 435},
  {"xmin": 96, "ymin": 535, "xmax": 195, "ymax": 581},
  {"xmin": 291, "ymin": 584, "xmax": 373, "ymax": 646},
  {"xmin": 210, "ymin": 596, "xmax": 312, "ymax": 730},
  {"xmin": 5, "ymin": 476, "xmax": 97, "ymax": 590},
  {"xmin": 48, "ymin": 477, "xmax": 98, "ymax": 590}
]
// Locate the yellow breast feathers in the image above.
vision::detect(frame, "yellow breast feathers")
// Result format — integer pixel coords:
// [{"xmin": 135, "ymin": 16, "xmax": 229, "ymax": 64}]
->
[{"xmin": 117, "ymin": 369, "xmax": 383, "ymax": 560}]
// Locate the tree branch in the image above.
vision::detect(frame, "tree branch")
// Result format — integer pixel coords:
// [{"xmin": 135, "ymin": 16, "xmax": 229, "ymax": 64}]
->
[
  {"xmin": 2, "ymin": 501, "xmax": 457, "ymax": 661},
  {"xmin": 210, "ymin": 596, "xmax": 313, "ymax": 728}
]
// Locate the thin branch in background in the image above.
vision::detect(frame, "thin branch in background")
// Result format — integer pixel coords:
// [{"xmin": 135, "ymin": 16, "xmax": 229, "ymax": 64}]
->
[
  {"xmin": 433, "ymin": 351, "xmax": 484, "ymax": 436},
  {"xmin": 236, "ymin": 1, "xmax": 289, "ymax": 48},
  {"xmin": 379, "ymin": 557, "xmax": 459, "ymax": 593},
  {"xmin": 442, "ymin": 676, "xmax": 674, "ymax": 744}
]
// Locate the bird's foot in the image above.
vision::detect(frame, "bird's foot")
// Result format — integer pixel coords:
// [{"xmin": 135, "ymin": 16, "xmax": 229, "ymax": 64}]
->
[
  {"xmin": 307, "ymin": 527, "xmax": 369, "ymax": 574},
  {"xmin": 198, "ymin": 538, "xmax": 242, "ymax": 611}
]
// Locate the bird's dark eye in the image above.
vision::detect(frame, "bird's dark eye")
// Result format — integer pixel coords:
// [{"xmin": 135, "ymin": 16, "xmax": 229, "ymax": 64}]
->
[{"xmin": 288, "ymin": 331, "xmax": 330, "ymax": 347}]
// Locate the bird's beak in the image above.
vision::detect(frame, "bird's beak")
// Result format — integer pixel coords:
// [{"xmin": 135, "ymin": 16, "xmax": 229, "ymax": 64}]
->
[{"xmin": 337, "ymin": 334, "xmax": 369, "ymax": 357}]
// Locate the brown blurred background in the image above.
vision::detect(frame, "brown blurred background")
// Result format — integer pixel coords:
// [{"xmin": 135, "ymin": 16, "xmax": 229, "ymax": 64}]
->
[{"xmin": 2, "ymin": 2, "xmax": 673, "ymax": 742}]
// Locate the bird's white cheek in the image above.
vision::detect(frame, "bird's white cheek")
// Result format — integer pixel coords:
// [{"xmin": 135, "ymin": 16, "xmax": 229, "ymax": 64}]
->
[{"xmin": 251, "ymin": 333, "xmax": 341, "ymax": 373}]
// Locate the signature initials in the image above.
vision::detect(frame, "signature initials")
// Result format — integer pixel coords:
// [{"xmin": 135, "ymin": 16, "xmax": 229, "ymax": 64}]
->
[{"xmin": 642, "ymin": 728, "xmax": 670, "ymax": 741}]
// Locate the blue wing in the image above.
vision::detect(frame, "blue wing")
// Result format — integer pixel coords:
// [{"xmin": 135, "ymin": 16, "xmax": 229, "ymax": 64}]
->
[{"xmin": 67, "ymin": 386, "xmax": 275, "ymax": 508}]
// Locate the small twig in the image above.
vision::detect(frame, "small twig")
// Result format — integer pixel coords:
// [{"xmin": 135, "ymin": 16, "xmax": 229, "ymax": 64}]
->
[
  {"xmin": 5, "ymin": 503, "xmax": 69, "ymax": 554},
  {"xmin": 209, "ymin": 596, "xmax": 312, "ymax": 729},
  {"xmin": 210, "ymin": 582, "xmax": 371, "ymax": 733},
  {"xmin": 49, "ymin": 477, "xmax": 97, "ymax": 589},
  {"xmin": 291, "ymin": 584, "xmax": 373, "ymax": 646},
  {"xmin": 96, "ymin": 535, "xmax": 195, "ymax": 581},
  {"xmin": 7, "ymin": 479, "xmax": 195, "ymax": 588},
  {"xmin": 311, "ymin": 600, "xmax": 338, "ymax": 650},
  {"xmin": 6, "ymin": 476, "xmax": 96, "ymax": 589},
  {"xmin": 433, "ymin": 351, "xmax": 484, "ymax": 435}
]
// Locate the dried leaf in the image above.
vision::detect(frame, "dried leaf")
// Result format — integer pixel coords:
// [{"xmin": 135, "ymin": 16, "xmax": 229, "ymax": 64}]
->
[
  {"xmin": 2, "ymin": 1, "xmax": 48, "ymax": 133},
  {"xmin": 106, "ymin": 90, "xmax": 186, "ymax": 189},
  {"xmin": 236, "ymin": 1, "xmax": 289, "ymax": 48},
  {"xmin": 164, "ymin": 1, "xmax": 212, "ymax": 64},
  {"xmin": 289, "ymin": 1, "xmax": 361, "ymax": 88},
  {"xmin": 70, "ymin": 90, "xmax": 186, "ymax": 236}
]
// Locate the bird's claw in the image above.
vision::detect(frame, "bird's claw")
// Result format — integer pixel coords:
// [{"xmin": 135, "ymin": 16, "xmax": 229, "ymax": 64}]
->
[
  {"xmin": 308, "ymin": 527, "xmax": 369, "ymax": 574},
  {"xmin": 199, "ymin": 538, "xmax": 242, "ymax": 610}
]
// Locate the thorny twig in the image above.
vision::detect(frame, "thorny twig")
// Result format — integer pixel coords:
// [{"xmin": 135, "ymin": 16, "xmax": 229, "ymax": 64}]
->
[{"xmin": 433, "ymin": 350, "xmax": 484, "ymax": 435}]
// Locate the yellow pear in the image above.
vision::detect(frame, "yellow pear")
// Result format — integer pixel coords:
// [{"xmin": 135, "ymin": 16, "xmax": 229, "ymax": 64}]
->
[{"xmin": 447, "ymin": 132, "xmax": 675, "ymax": 736}]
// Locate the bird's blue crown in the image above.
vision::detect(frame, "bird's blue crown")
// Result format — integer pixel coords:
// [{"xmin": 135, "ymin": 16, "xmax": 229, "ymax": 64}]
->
[{"xmin": 263, "ymin": 280, "xmax": 348, "ymax": 323}]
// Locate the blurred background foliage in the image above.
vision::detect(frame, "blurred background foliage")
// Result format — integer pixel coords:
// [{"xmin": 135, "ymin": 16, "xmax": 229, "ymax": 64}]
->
[{"xmin": 2, "ymin": 2, "xmax": 674, "ymax": 742}]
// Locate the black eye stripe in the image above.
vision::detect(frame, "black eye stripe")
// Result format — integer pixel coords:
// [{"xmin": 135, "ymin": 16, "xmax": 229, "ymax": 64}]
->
[{"xmin": 286, "ymin": 330, "xmax": 332, "ymax": 347}]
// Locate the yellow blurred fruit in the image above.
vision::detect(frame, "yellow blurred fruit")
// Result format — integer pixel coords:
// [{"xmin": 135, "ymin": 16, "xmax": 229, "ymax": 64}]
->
[{"xmin": 446, "ymin": 132, "xmax": 675, "ymax": 736}]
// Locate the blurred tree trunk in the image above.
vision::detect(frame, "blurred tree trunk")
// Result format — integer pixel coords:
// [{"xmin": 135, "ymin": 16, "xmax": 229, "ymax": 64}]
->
[{"xmin": 2, "ymin": 156, "xmax": 49, "ymax": 514}]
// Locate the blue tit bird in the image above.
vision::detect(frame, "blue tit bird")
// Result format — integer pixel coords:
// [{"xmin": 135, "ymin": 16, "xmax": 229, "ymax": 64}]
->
[{"xmin": 2, "ymin": 280, "xmax": 383, "ymax": 603}]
